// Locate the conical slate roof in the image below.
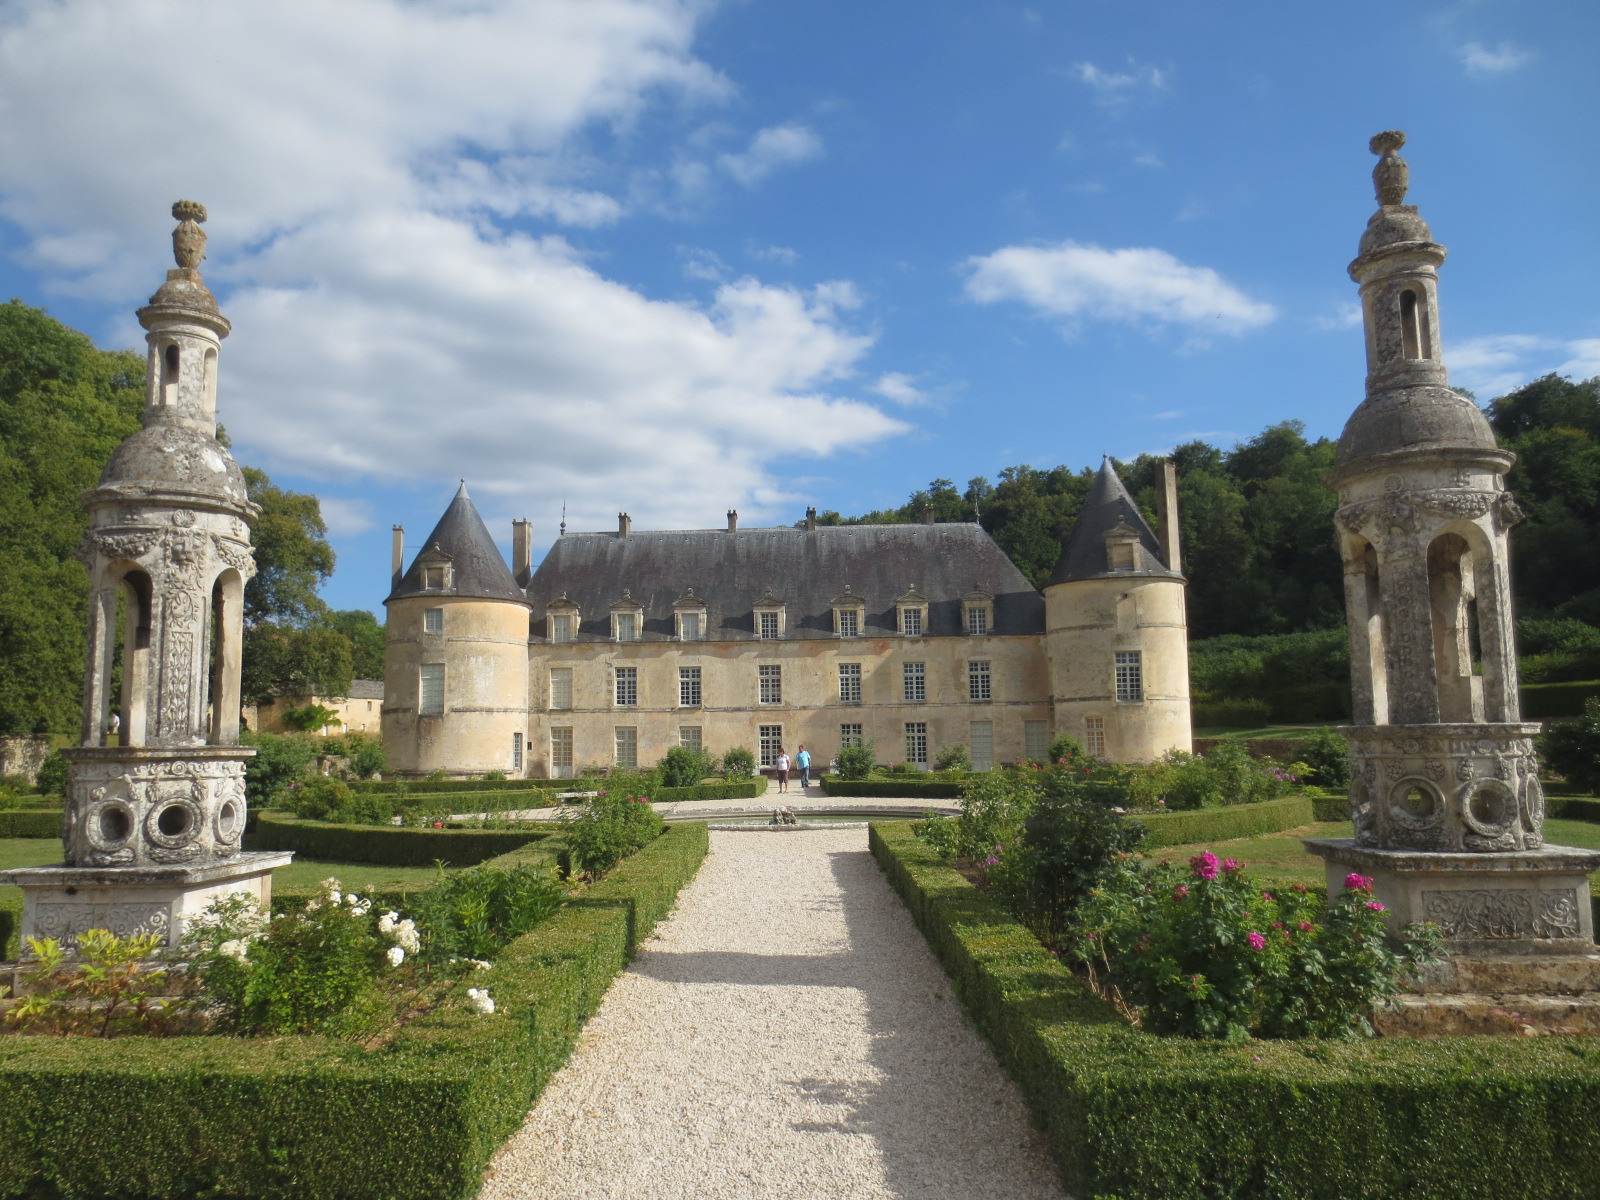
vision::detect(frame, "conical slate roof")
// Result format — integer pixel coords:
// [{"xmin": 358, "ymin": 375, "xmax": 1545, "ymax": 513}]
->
[
  {"xmin": 387, "ymin": 483, "xmax": 529, "ymax": 605},
  {"xmin": 1047, "ymin": 459, "xmax": 1181, "ymax": 586}
]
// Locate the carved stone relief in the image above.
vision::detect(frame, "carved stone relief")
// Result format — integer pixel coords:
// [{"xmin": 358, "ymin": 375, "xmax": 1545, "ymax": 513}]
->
[
  {"xmin": 31, "ymin": 901, "xmax": 174, "ymax": 948},
  {"xmin": 1421, "ymin": 889, "xmax": 1581, "ymax": 941},
  {"xmin": 65, "ymin": 754, "xmax": 248, "ymax": 867}
]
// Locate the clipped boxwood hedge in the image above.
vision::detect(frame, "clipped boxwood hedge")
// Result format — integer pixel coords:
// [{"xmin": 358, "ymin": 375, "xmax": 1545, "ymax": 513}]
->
[
  {"xmin": 248, "ymin": 812, "xmax": 553, "ymax": 867},
  {"xmin": 1551, "ymin": 796, "xmax": 1600, "ymax": 823},
  {"xmin": 1521, "ymin": 681, "xmax": 1600, "ymax": 719},
  {"xmin": 0, "ymin": 821, "xmax": 709, "ymax": 1200},
  {"xmin": 0, "ymin": 809, "xmax": 61, "ymax": 838},
  {"xmin": 656, "ymin": 779, "xmax": 766, "ymax": 802},
  {"xmin": 868, "ymin": 820, "xmax": 1600, "ymax": 1200},
  {"xmin": 350, "ymin": 777, "xmax": 575, "ymax": 795},
  {"xmin": 820, "ymin": 774, "xmax": 965, "ymax": 799},
  {"xmin": 1136, "ymin": 794, "xmax": 1316, "ymax": 847}
]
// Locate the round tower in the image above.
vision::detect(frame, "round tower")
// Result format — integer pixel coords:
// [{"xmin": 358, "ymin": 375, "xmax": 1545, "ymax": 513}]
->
[
  {"xmin": 1044, "ymin": 458, "xmax": 1190, "ymax": 762},
  {"xmin": 383, "ymin": 483, "xmax": 532, "ymax": 778}
]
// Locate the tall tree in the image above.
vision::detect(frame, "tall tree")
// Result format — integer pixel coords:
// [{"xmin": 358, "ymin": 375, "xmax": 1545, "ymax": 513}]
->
[{"xmin": 328, "ymin": 609, "xmax": 386, "ymax": 679}]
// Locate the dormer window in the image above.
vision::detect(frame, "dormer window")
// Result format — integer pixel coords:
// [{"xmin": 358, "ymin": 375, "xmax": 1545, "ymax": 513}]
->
[
  {"xmin": 546, "ymin": 592, "xmax": 581, "ymax": 643},
  {"xmin": 896, "ymin": 586, "xmax": 929, "ymax": 637},
  {"xmin": 674, "ymin": 588, "xmax": 708, "ymax": 641},
  {"xmin": 1104, "ymin": 520, "xmax": 1142, "ymax": 572},
  {"xmin": 831, "ymin": 585, "xmax": 865, "ymax": 638},
  {"xmin": 754, "ymin": 587, "xmax": 785, "ymax": 639},
  {"xmin": 961, "ymin": 588, "xmax": 994, "ymax": 636},
  {"xmin": 611, "ymin": 590, "xmax": 644, "ymax": 642},
  {"xmin": 416, "ymin": 543, "xmax": 453, "ymax": 591}
]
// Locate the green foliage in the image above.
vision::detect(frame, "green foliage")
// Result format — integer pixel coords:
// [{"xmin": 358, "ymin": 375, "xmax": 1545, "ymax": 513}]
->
[
  {"xmin": 283, "ymin": 774, "xmax": 359, "ymax": 820},
  {"xmin": 1541, "ymin": 698, "xmax": 1600, "ymax": 793},
  {"xmin": 0, "ymin": 808, "xmax": 59, "ymax": 837},
  {"xmin": 833, "ymin": 738, "xmax": 876, "ymax": 780},
  {"xmin": 351, "ymin": 776, "xmax": 573, "ymax": 794},
  {"xmin": 657, "ymin": 778, "xmax": 766, "ymax": 802},
  {"xmin": 1138, "ymin": 795, "xmax": 1318, "ymax": 847},
  {"xmin": 408, "ymin": 864, "xmax": 564, "ymax": 964},
  {"xmin": 933, "ymin": 742, "xmax": 971, "ymax": 772},
  {"xmin": 249, "ymin": 812, "xmax": 553, "ymax": 867},
  {"xmin": 242, "ymin": 467, "xmax": 336, "ymax": 628},
  {"xmin": 560, "ymin": 784, "xmax": 665, "ymax": 879},
  {"xmin": 660, "ymin": 744, "xmax": 713, "ymax": 788},
  {"xmin": 1190, "ymin": 628, "xmax": 1352, "ymax": 722},
  {"xmin": 32, "ymin": 750, "xmax": 68, "ymax": 797},
  {"xmin": 0, "ymin": 782, "xmax": 23, "ymax": 811},
  {"xmin": 871, "ymin": 822, "xmax": 1600, "ymax": 1200},
  {"xmin": 342, "ymin": 731, "xmax": 387, "ymax": 779},
  {"xmin": 1139, "ymin": 743, "xmax": 1302, "ymax": 810},
  {"xmin": 241, "ymin": 730, "xmax": 317, "ymax": 807},
  {"xmin": 3, "ymin": 930, "xmax": 178, "ymax": 1037},
  {"xmin": 1521, "ymin": 680, "xmax": 1600, "ymax": 719},
  {"xmin": 241, "ymin": 620, "xmax": 354, "ymax": 706},
  {"xmin": 822, "ymin": 774, "xmax": 965, "ymax": 799},
  {"xmin": 281, "ymin": 702, "xmax": 339, "ymax": 732},
  {"xmin": 1046, "ymin": 732, "xmax": 1086, "ymax": 762},
  {"xmin": 481, "ymin": 769, "xmax": 508, "ymax": 781},
  {"xmin": 1298, "ymin": 727, "xmax": 1352, "ymax": 788},
  {"xmin": 327, "ymin": 608, "xmax": 387, "ymax": 679},
  {"xmin": 719, "ymin": 746, "xmax": 757, "ymax": 778}
]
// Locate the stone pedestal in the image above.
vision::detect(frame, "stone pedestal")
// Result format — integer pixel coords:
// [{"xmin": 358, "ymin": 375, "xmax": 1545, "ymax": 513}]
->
[
  {"xmin": 1305, "ymin": 837, "xmax": 1600, "ymax": 956},
  {"xmin": 62, "ymin": 746, "xmax": 252, "ymax": 867},
  {"xmin": 0, "ymin": 852, "xmax": 291, "ymax": 955}
]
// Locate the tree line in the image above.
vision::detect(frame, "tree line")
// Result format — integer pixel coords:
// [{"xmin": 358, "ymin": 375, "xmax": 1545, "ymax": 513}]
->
[{"xmin": 0, "ymin": 301, "xmax": 379, "ymax": 736}]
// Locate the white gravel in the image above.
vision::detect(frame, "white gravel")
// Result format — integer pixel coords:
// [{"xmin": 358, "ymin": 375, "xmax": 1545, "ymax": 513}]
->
[{"xmin": 478, "ymin": 828, "xmax": 1068, "ymax": 1200}]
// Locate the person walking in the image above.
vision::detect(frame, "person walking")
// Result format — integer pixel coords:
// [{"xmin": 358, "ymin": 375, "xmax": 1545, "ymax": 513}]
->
[
  {"xmin": 775, "ymin": 748, "xmax": 790, "ymax": 793},
  {"xmin": 795, "ymin": 745, "xmax": 812, "ymax": 791}
]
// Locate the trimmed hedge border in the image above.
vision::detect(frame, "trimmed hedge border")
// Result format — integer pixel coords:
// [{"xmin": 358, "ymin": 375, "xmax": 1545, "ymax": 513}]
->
[
  {"xmin": 868, "ymin": 820, "xmax": 1600, "ymax": 1200},
  {"xmin": 1136, "ymin": 794, "xmax": 1316, "ymax": 847},
  {"xmin": 657, "ymin": 779, "xmax": 766, "ymax": 802},
  {"xmin": 820, "ymin": 774, "xmax": 966, "ymax": 799},
  {"xmin": 1522, "ymin": 681, "xmax": 1600, "ymax": 719},
  {"xmin": 0, "ymin": 809, "xmax": 60, "ymax": 838},
  {"xmin": 248, "ymin": 812, "xmax": 554, "ymax": 868},
  {"xmin": 1551, "ymin": 796, "xmax": 1600, "ymax": 823},
  {"xmin": 0, "ymin": 820, "xmax": 709, "ymax": 1200},
  {"xmin": 350, "ymin": 777, "xmax": 575, "ymax": 794}
]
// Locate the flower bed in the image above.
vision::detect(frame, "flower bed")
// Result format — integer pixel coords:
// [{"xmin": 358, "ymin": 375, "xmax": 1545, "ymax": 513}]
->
[
  {"xmin": 248, "ymin": 812, "xmax": 556, "ymax": 868},
  {"xmin": 869, "ymin": 820, "xmax": 1600, "ymax": 1199},
  {"xmin": 0, "ymin": 820, "xmax": 709, "ymax": 1200}
]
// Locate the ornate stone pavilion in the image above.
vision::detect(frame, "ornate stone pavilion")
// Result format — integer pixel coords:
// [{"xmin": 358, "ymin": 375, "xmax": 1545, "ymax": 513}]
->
[
  {"xmin": 0, "ymin": 203, "xmax": 290, "ymax": 952},
  {"xmin": 1306, "ymin": 135, "xmax": 1600, "ymax": 980}
]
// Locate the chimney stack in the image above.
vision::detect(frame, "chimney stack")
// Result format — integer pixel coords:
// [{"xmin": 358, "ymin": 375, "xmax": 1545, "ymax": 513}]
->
[
  {"xmin": 391, "ymin": 525, "xmax": 404, "ymax": 588},
  {"xmin": 921, "ymin": 504, "xmax": 934, "ymax": 525},
  {"xmin": 512, "ymin": 518, "xmax": 533, "ymax": 587},
  {"xmin": 618, "ymin": 512, "xmax": 631, "ymax": 538},
  {"xmin": 805, "ymin": 506, "xmax": 816, "ymax": 531},
  {"xmin": 1155, "ymin": 460, "xmax": 1182, "ymax": 573},
  {"xmin": 727, "ymin": 509, "xmax": 738, "ymax": 532}
]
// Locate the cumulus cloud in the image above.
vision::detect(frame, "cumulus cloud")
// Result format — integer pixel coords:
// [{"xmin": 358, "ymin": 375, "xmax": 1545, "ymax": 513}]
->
[
  {"xmin": 872, "ymin": 372, "xmax": 929, "ymax": 406},
  {"xmin": 1313, "ymin": 302, "xmax": 1364, "ymax": 331},
  {"xmin": 0, "ymin": 0, "xmax": 908, "ymax": 532},
  {"xmin": 1073, "ymin": 59, "xmax": 1169, "ymax": 108},
  {"xmin": 963, "ymin": 241, "xmax": 1275, "ymax": 337},
  {"xmin": 1458, "ymin": 41, "xmax": 1534, "ymax": 77},
  {"xmin": 1450, "ymin": 334, "xmax": 1600, "ymax": 397}
]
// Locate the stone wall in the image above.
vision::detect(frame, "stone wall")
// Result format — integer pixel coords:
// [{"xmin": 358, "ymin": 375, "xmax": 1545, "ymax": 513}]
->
[{"xmin": 0, "ymin": 736, "xmax": 51, "ymax": 784}]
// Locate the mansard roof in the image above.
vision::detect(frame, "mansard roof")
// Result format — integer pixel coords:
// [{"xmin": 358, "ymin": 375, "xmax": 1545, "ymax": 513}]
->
[
  {"xmin": 1047, "ymin": 459, "xmax": 1182, "ymax": 586},
  {"xmin": 528, "ymin": 522, "xmax": 1044, "ymax": 641},
  {"xmin": 387, "ymin": 483, "xmax": 529, "ymax": 605}
]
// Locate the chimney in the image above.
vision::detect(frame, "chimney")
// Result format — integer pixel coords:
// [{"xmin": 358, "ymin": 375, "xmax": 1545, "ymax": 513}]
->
[
  {"xmin": 618, "ymin": 512, "xmax": 631, "ymax": 538},
  {"xmin": 391, "ymin": 525, "xmax": 404, "ymax": 588},
  {"xmin": 1156, "ymin": 460, "xmax": 1182, "ymax": 573},
  {"xmin": 921, "ymin": 504, "xmax": 934, "ymax": 525},
  {"xmin": 727, "ymin": 509, "xmax": 738, "ymax": 532},
  {"xmin": 512, "ymin": 518, "xmax": 532, "ymax": 587},
  {"xmin": 805, "ymin": 506, "xmax": 816, "ymax": 531}
]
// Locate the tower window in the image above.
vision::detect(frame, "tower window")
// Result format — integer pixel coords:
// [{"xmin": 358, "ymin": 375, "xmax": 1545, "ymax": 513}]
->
[
  {"xmin": 419, "ymin": 663, "xmax": 444, "ymax": 716},
  {"xmin": 511, "ymin": 732, "xmax": 523, "ymax": 772},
  {"xmin": 423, "ymin": 565, "xmax": 447, "ymax": 590},
  {"xmin": 161, "ymin": 344, "xmax": 179, "ymax": 405},
  {"xmin": 423, "ymin": 608, "xmax": 443, "ymax": 633},
  {"xmin": 1115, "ymin": 651, "xmax": 1144, "ymax": 702},
  {"xmin": 1399, "ymin": 288, "xmax": 1431, "ymax": 360}
]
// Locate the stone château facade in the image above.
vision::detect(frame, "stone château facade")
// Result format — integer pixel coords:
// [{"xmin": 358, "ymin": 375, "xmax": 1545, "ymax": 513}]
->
[{"xmin": 382, "ymin": 462, "xmax": 1193, "ymax": 778}]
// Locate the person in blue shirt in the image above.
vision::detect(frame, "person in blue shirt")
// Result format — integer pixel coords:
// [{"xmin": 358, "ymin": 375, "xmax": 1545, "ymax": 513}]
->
[{"xmin": 796, "ymin": 745, "xmax": 812, "ymax": 790}]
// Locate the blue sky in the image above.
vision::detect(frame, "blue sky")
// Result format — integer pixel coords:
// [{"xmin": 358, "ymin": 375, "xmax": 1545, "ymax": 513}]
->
[{"xmin": 1, "ymin": 0, "xmax": 1595, "ymax": 616}]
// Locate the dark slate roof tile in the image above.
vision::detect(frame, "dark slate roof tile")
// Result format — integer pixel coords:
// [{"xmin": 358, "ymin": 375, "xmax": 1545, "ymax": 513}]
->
[
  {"xmin": 388, "ymin": 483, "xmax": 529, "ymax": 605},
  {"xmin": 1047, "ymin": 458, "xmax": 1182, "ymax": 586}
]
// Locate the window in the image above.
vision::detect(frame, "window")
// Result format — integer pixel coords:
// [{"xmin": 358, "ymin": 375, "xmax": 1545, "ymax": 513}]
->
[
  {"xmin": 615, "ymin": 612, "xmax": 638, "ymax": 642},
  {"xmin": 423, "ymin": 607, "xmax": 443, "ymax": 633},
  {"xmin": 680, "ymin": 612, "xmax": 701, "ymax": 641},
  {"xmin": 969, "ymin": 720, "xmax": 993, "ymax": 771},
  {"xmin": 680, "ymin": 726, "xmax": 702, "ymax": 752},
  {"xmin": 968, "ymin": 660, "xmax": 992, "ymax": 702},
  {"xmin": 837, "ymin": 609, "xmax": 859, "ymax": 638},
  {"xmin": 1024, "ymin": 720, "xmax": 1049, "ymax": 762},
  {"xmin": 614, "ymin": 666, "xmax": 638, "ymax": 707},
  {"xmin": 1115, "ymin": 651, "xmax": 1143, "ymax": 702},
  {"xmin": 759, "ymin": 664, "xmax": 782, "ymax": 705},
  {"xmin": 899, "ymin": 607, "xmax": 923, "ymax": 637},
  {"xmin": 549, "ymin": 668, "xmax": 573, "ymax": 711},
  {"xmin": 419, "ymin": 664, "xmax": 444, "ymax": 716},
  {"xmin": 839, "ymin": 723, "xmax": 863, "ymax": 748},
  {"xmin": 838, "ymin": 662, "xmax": 862, "ymax": 704},
  {"xmin": 759, "ymin": 724, "xmax": 783, "ymax": 768},
  {"xmin": 614, "ymin": 727, "xmax": 637, "ymax": 769},
  {"xmin": 423, "ymin": 564, "xmax": 447, "ymax": 590},
  {"xmin": 550, "ymin": 614, "xmax": 573, "ymax": 643},
  {"xmin": 1085, "ymin": 716, "xmax": 1106, "ymax": 758},
  {"xmin": 550, "ymin": 727, "xmax": 574, "ymax": 776},
  {"xmin": 903, "ymin": 661, "xmax": 926, "ymax": 702},
  {"xmin": 1110, "ymin": 541, "xmax": 1136, "ymax": 570},
  {"xmin": 966, "ymin": 607, "xmax": 989, "ymax": 636},
  {"xmin": 511, "ymin": 732, "xmax": 523, "ymax": 773},
  {"xmin": 679, "ymin": 666, "xmax": 702, "ymax": 707},
  {"xmin": 758, "ymin": 611, "xmax": 780, "ymax": 640},
  {"xmin": 905, "ymin": 722, "xmax": 928, "ymax": 767}
]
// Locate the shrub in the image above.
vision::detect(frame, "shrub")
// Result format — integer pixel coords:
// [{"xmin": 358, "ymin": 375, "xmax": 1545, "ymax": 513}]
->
[
  {"xmin": 561, "ymin": 788, "xmax": 666, "ymax": 879},
  {"xmin": 661, "ymin": 745, "xmax": 713, "ymax": 788},
  {"xmin": 933, "ymin": 742, "xmax": 971, "ymax": 773},
  {"xmin": 1298, "ymin": 726, "xmax": 1351, "ymax": 788},
  {"xmin": 3, "ymin": 930, "xmax": 180, "ymax": 1037},
  {"xmin": 1071, "ymin": 854, "xmax": 1441, "ymax": 1042},
  {"xmin": 241, "ymin": 730, "xmax": 317, "ymax": 807},
  {"xmin": 284, "ymin": 774, "xmax": 354, "ymax": 820},
  {"xmin": 1541, "ymin": 698, "xmax": 1600, "ymax": 793},
  {"xmin": 248, "ymin": 813, "xmax": 550, "ymax": 868},
  {"xmin": 0, "ymin": 783, "xmax": 23, "ymax": 811},
  {"xmin": 33, "ymin": 751, "xmax": 69, "ymax": 797},
  {"xmin": 482, "ymin": 769, "xmax": 507, "ymax": 782},
  {"xmin": 408, "ymin": 864, "xmax": 564, "ymax": 964},
  {"xmin": 343, "ymin": 732, "xmax": 387, "ymax": 779},
  {"xmin": 833, "ymin": 739, "xmax": 876, "ymax": 781},
  {"xmin": 281, "ymin": 703, "xmax": 339, "ymax": 733},
  {"xmin": 1191, "ymin": 696, "xmax": 1272, "ymax": 728},
  {"xmin": 1046, "ymin": 733, "xmax": 1086, "ymax": 762},
  {"xmin": 1148, "ymin": 742, "xmax": 1302, "ymax": 810},
  {"xmin": 719, "ymin": 746, "xmax": 757, "ymax": 779}
]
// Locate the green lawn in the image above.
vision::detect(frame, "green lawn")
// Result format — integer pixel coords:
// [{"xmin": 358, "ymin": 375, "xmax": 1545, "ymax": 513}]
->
[
  {"xmin": 1157, "ymin": 817, "xmax": 1600, "ymax": 895},
  {"xmin": 1190, "ymin": 721, "xmax": 1344, "ymax": 739}
]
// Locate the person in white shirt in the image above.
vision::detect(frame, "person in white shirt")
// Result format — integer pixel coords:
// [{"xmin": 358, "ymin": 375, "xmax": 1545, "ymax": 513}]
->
[{"xmin": 775, "ymin": 749, "xmax": 790, "ymax": 793}]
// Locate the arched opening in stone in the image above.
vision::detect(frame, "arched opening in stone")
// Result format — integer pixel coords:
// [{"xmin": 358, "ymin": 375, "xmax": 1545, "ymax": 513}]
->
[
  {"xmin": 1427, "ymin": 532, "xmax": 1483, "ymax": 722},
  {"xmin": 1400, "ymin": 290, "xmax": 1421, "ymax": 359},
  {"xmin": 1348, "ymin": 538, "xmax": 1388, "ymax": 725},
  {"xmin": 203, "ymin": 347, "xmax": 218, "ymax": 414},
  {"xmin": 208, "ymin": 569, "xmax": 245, "ymax": 744},
  {"xmin": 161, "ymin": 343, "xmax": 180, "ymax": 406},
  {"xmin": 114, "ymin": 568, "xmax": 154, "ymax": 746}
]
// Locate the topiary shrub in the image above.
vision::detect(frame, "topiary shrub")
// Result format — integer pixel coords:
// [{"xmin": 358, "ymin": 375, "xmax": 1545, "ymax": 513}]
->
[
  {"xmin": 1047, "ymin": 733, "xmax": 1086, "ymax": 763},
  {"xmin": 33, "ymin": 751, "xmax": 69, "ymax": 798},
  {"xmin": 934, "ymin": 742, "xmax": 971, "ymax": 773}
]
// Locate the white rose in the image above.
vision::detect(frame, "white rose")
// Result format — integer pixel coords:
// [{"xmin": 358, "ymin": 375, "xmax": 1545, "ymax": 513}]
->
[
  {"xmin": 386, "ymin": 945, "xmax": 405, "ymax": 967},
  {"xmin": 466, "ymin": 987, "xmax": 495, "ymax": 1014},
  {"xmin": 218, "ymin": 940, "xmax": 248, "ymax": 961}
]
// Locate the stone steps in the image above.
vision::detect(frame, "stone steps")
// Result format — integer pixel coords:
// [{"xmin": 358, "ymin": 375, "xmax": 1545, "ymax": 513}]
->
[
  {"xmin": 1406, "ymin": 953, "xmax": 1600, "ymax": 996},
  {"xmin": 1378, "ymin": 992, "xmax": 1600, "ymax": 1037}
]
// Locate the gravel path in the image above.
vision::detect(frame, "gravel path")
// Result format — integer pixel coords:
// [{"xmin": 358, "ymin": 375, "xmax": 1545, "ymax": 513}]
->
[{"xmin": 479, "ymin": 828, "xmax": 1068, "ymax": 1200}]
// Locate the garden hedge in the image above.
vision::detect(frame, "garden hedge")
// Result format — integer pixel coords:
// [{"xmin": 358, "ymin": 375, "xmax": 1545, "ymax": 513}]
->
[
  {"xmin": 1550, "ymin": 797, "xmax": 1600, "ymax": 824},
  {"xmin": 656, "ymin": 779, "xmax": 766, "ymax": 802},
  {"xmin": 0, "ymin": 810, "xmax": 60, "ymax": 838},
  {"xmin": 1521, "ymin": 681, "xmax": 1600, "ymax": 719},
  {"xmin": 869, "ymin": 821, "xmax": 1600, "ymax": 1200},
  {"xmin": 820, "ymin": 774, "xmax": 966, "ymax": 799},
  {"xmin": 350, "ymin": 777, "xmax": 575, "ymax": 795},
  {"xmin": 248, "ymin": 813, "xmax": 554, "ymax": 868},
  {"xmin": 0, "ymin": 820, "xmax": 709, "ymax": 1200},
  {"xmin": 1137, "ymin": 794, "xmax": 1316, "ymax": 847}
]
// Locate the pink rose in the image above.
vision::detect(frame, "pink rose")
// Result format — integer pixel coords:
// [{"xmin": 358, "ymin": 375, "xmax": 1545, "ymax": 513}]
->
[
  {"xmin": 1247, "ymin": 932, "xmax": 1266, "ymax": 950},
  {"xmin": 1297, "ymin": 921, "xmax": 1315, "ymax": 933},
  {"xmin": 1365, "ymin": 900, "xmax": 1387, "ymax": 912},
  {"xmin": 1344, "ymin": 872, "xmax": 1373, "ymax": 893},
  {"xmin": 1261, "ymin": 891, "xmax": 1273, "ymax": 901},
  {"xmin": 1190, "ymin": 852, "xmax": 1219, "ymax": 881},
  {"xmin": 1222, "ymin": 858, "xmax": 1242, "ymax": 873},
  {"xmin": 1173, "ymin": 885, "xmax": 1189, "ymax": 900}
]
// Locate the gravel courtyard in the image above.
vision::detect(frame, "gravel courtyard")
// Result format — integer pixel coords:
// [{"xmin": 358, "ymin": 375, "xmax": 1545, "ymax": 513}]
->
[{"xmin": 478, "ymin": 826, "xmax": 1068, "ymax": 1200}]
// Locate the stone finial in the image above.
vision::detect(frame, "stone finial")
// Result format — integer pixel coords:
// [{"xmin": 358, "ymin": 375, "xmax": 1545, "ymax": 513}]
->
[
  {"xmin": 1369, "ymin": 131, "xmax": 1409, "ymax": 207},
  {"xmin": 171, "ymin": 200, "xmax": 208, "ymax": 270}
]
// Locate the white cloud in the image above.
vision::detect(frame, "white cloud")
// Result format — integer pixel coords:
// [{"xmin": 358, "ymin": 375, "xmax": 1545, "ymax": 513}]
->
[
  {"xmin": 963, "ymin": 241, "xmax": 1275, "ymax": 337},
  {"xmin": 1133, "ymin": 151, "xmax": 1163, "ymax": 168},
  {"xmin": 1313, "ymin": 302, "xmax": 1363, "ymax": 331},
  {"xmin": 678, "ymin": 246, "xmax": 728, "ymax": 281},
  {"xmin": 1447, "ymin": 333, "xmax": 1600, "ymax": 397},
  {"xmin": 0, "ymin": 0, "xmax": 911, "ymax": 532},
  {"xmin": 718, "ymin": 123, "xmax": 824, "ymax": 186},
  {"xmin": 1073, "ymin": 59, "xmax": 1169, "ymax": 108},
  {"xmin": 872, "ymin": 372, "xmax": 929, "ymax": 406},
  {"xmin": 749, "ymin": 243, "xmax": 799, "ymax": 265},
  {"xmin": 1458, "ymin": 41, "xmax": 1534, "ymax": 77},
  {"xmin": 318, "ymin": 497, "xmax": 377, "ymax": 538}
]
